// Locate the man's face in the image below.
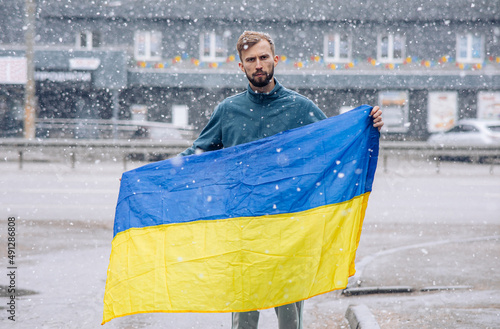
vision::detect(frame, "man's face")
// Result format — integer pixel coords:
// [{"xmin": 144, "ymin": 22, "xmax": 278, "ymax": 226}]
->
[{"xmin": 238, "ymin": 40, "xmax": 279, "ymax": 90}]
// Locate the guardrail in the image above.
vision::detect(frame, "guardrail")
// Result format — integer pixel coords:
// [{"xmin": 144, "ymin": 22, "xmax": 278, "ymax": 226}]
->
[
  {"xmin": 34, "ymin": 118, "xmax": 196, "ymax": 141},
  {"xmin": 0, "ymin": 138, "xmax": 193, "ymax": 170},
  {"xmin": 380, "ymin": 141, "xmax": 500, "ymax": 174},
  {"xmin": 1, "ymin": 139, "xmax": 500, "ymax": 173}
]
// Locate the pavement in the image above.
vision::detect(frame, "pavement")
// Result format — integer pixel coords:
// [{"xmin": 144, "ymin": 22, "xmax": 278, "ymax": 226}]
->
[{"xmin": 0, "ymin": 156, "xmax": 499, "ymax": 328}]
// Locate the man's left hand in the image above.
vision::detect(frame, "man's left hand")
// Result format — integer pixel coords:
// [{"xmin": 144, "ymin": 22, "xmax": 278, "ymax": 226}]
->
[{"xmin": 370, "ymin": 106, "xmax": 383, "ymax": 131}]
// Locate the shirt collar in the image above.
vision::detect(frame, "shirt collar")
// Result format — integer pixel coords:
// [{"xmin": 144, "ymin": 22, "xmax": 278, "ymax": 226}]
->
[{"xmin": 246, "ymin": 78, "xmax": 282, "ymax": 104}]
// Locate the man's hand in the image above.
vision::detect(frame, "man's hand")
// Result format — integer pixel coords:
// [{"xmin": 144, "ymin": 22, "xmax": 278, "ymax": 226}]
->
[{"xmin": 370, "ymin": 106, "xmax": 384, "ymax": 131}]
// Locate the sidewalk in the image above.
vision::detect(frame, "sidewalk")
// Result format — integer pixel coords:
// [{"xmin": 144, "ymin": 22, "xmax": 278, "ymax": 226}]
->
[{"xmin": 332, "ymin": 158, "xmax": 500, "ymax": 328}]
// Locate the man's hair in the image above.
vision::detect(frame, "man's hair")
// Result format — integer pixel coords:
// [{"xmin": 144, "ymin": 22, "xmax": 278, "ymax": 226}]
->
[{"xmin": 236, "ymin": 31, "xmax": 275, "ymax": 60}]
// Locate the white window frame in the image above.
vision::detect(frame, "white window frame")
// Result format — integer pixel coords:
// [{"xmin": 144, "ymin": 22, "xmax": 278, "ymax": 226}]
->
[
  {"xmin": 76, "ymin": 31, "xmax": 99, "ymax": 50},
  {"xmin": 323, "ymin": 33, "xmax": 351, "ymax": 63},
  {"xmin": 377, "ymin": 33, "xmax": 405, "ymax": 63},
  {"xmin": 134, "ymin": 31, "xmax": 162, "ymax": 61},
  {"xmin": 200, "ymin": 32, "xmax": 228, "ymax": 62},
  {"xmin": 456, "ymin": 33, "xmax": 484, "ymax": 63}
]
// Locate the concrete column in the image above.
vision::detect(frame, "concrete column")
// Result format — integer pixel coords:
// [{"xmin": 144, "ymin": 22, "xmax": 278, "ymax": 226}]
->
[
  {"xmin": 111, "ymin": 89, "xmax": 120, "ymax": 139},
  {"xmin": 24, "ymin": 0, "xmax": 37, "ymax": 139}
]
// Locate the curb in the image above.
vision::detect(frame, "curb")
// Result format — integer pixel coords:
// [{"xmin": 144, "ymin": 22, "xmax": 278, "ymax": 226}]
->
[
  {"xmin": 342, "ymin": 285, "xmax": 473, "ymax": 296},
  {"xmin": 420, "ymin": 285, "xmax": 473, "ymax": 292},
  {"xmin": 342, "ymin": 286, "xmax": 413, "ymax": 296},
  {"xmin": 345, "ymin": 304, "xmax": 380, "ymax": 329}
]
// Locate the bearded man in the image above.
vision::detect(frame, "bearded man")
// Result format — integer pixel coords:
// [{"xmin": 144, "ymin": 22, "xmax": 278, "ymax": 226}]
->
[{"xmin": 180, "ymin": 31, "xmax": 383, "ymax": 329}]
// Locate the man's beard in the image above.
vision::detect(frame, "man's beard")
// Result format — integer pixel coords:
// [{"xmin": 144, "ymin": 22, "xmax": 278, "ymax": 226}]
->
[{"xmin": 246, "ymin": 66, "xmax": 274, "ymax": 88}]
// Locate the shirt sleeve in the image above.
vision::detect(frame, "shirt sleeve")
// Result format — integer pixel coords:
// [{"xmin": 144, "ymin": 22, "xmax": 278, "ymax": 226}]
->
[
  {"xmin": 307, "ymin": 100, "xmax": 328, "ymax": 122},
  {"xmin": 178, "ymin": 104, "xmax": 224, "ymax": 157}
]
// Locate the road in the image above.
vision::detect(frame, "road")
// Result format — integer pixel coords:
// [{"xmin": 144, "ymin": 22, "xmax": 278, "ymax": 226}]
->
[{"xmin": 0, "ymin": 157, "xmax": 499, "ymax": 328}]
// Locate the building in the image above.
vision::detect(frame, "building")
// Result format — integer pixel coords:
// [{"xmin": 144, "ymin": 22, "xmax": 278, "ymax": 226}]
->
[{"xmin": 1, "ymin": 0, "xmax": 499, "ymax": 140}]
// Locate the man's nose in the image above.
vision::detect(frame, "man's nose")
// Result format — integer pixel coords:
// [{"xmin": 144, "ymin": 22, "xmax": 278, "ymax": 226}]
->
[{"xmin": 255, "ymin": 59, "xmax": 263, "ymax": 69}]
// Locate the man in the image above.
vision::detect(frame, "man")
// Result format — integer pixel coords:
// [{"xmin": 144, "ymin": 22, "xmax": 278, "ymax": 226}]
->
[{"xmin": 180, "ymin": 31, "xmax": 383, "ymax": 329}]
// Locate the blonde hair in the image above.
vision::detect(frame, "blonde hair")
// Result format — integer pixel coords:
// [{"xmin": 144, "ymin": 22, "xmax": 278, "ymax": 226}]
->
[{"xmin": 236, "ymin": 31, "xmax": 275, "ymax": 60}]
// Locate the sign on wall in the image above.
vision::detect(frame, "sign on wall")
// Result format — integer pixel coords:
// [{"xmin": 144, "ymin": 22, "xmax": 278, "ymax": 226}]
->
[
  {"xmin": 35, "ymin": 71, "xmax": 91, "ymax": 82},
  {"xmin": 427, "ymin": 91, "xmax": 458, "ymax": 132},
  {"xmin": 477, "ymin": 92, "xmax": 500, "ymax": 120},
  {"xmin": 378, "ymin": 91, "xmax": 409, "ymax": 132},
  {"xmin": 131, "ymin": 104, "xmax": 148, "ymax": 122},
  {"xmin": 0, "ymin": 57, "xmax": 27, "ymax": 84},
  {"xmin": 339, "ymin": 106, "xmax": 355, "ymax": 114},
  {"xmin": 172, "ymin": 104, "xmax": 189, "ymax": 126},
  {"xmin": 69, "ymin": 58, "xmax": 101, "ymax": 71}
]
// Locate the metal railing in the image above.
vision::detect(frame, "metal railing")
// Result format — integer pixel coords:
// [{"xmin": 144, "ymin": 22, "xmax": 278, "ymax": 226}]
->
[
  {"xmin": 0, "ymin": 138, "xmax": 193, "ymax": 170},
  {"xmin": 380, "ymin": 141, "xmax": 500, "ymax": 174},
  {"xmin": 34, "ymin": 118, "xmax": 196, "ymax": 141},
  {"xmin": 1, "ymin": 139, "xmax": 500, "ymax": 173}
]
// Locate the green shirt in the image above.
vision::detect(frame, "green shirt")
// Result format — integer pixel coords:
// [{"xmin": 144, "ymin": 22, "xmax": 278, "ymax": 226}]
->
[{"xmin": 180, "ymin": 79, "xmax": 327, "ymax": 156}]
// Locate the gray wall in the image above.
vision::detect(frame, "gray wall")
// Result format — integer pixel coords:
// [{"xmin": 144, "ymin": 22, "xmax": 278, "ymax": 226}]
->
[{"xmin": 15, "ymin": 16, "xmax": 498, "ymax": 64}]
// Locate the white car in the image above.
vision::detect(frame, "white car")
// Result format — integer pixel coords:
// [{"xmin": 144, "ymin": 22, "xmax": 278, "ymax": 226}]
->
[{"xmin": 428, "ymin": 119, "xmax": 500, "ymax": 146}]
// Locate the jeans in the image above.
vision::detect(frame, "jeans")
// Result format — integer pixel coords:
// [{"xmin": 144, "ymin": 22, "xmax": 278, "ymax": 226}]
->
[{"xmin": 231, "ymin": 301, "xmax": 303, "ymax": 329}]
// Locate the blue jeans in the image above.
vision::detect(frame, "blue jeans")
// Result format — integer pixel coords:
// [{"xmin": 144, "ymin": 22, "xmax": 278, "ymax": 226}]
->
[{"xmin": 231, "ymin": 301, "xmax": 303, "ymax": 329}]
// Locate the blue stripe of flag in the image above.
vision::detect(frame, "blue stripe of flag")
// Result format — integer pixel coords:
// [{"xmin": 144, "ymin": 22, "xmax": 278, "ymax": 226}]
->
[{"xmin": 113, "ymin": 105, "xmax": 379, "ymax": 237}]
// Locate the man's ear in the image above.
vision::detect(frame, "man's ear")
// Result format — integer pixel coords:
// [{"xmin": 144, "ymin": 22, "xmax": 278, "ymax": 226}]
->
[
  {"xmin": 274, "ymin": 55, "xmax": 279, "ymax": 67},
  {"xmin": 238, "ymin": 61, "xmax": 245, "ymax": 73}
]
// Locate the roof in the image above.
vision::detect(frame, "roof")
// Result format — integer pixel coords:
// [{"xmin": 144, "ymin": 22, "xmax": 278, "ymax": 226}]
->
[{"xmin": 36, "ymin": 0, "xmax": 500, "ymax": 22}]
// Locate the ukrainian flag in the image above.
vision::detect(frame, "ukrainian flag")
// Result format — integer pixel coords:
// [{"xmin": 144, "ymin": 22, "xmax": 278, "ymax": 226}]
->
[{"xmin": 102, "ymin": 105, "xmax": 379, "ymax": 324}]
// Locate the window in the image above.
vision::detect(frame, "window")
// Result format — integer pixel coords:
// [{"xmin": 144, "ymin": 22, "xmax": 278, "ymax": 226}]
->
[
  {"xmin": 134, "ymin": 31, "xmax": 162, "ymax": 61},
  {"xmin": 377, "ymin": 34, "xmax": 405, "ymax": 63},
  {"xmin": 323, "ymin": 33, "xmax": 351, "ymax": 62},
  {"xmin": 488, "ymin": 125, "xmax": 500, "ymax": 133},
  {"xmin": 447, "ymin": 125, "xmax": 479, "ymax": 134},
  {"xmin": 77, "ymin": 31, "xmax": 100, "ymax": 50},
  {"xmin": 172, "ymin": 104, "xmax": 189, "ymax": 126},
  {"xmin": 456, "ymin": 33, "xmax": 483, "ymax": 63},
  {"xmin": 200, "ymin": 32, "xmax": 228, "ymax": 62}
]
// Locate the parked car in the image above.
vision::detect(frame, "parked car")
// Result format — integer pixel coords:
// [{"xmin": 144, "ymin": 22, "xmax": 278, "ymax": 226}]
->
[
  {"xmin": 428, "ymin": 119, "xmax": 500, "ymax": 146},
  {"xmin": 427, "ymin": 119, "xmax": 500, "ymax": 163}
]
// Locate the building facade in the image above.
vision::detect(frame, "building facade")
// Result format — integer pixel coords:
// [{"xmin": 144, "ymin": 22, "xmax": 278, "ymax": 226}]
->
[{"xmin": 1, "ymin": 0, "xmax": 499, "ymax": 140}]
